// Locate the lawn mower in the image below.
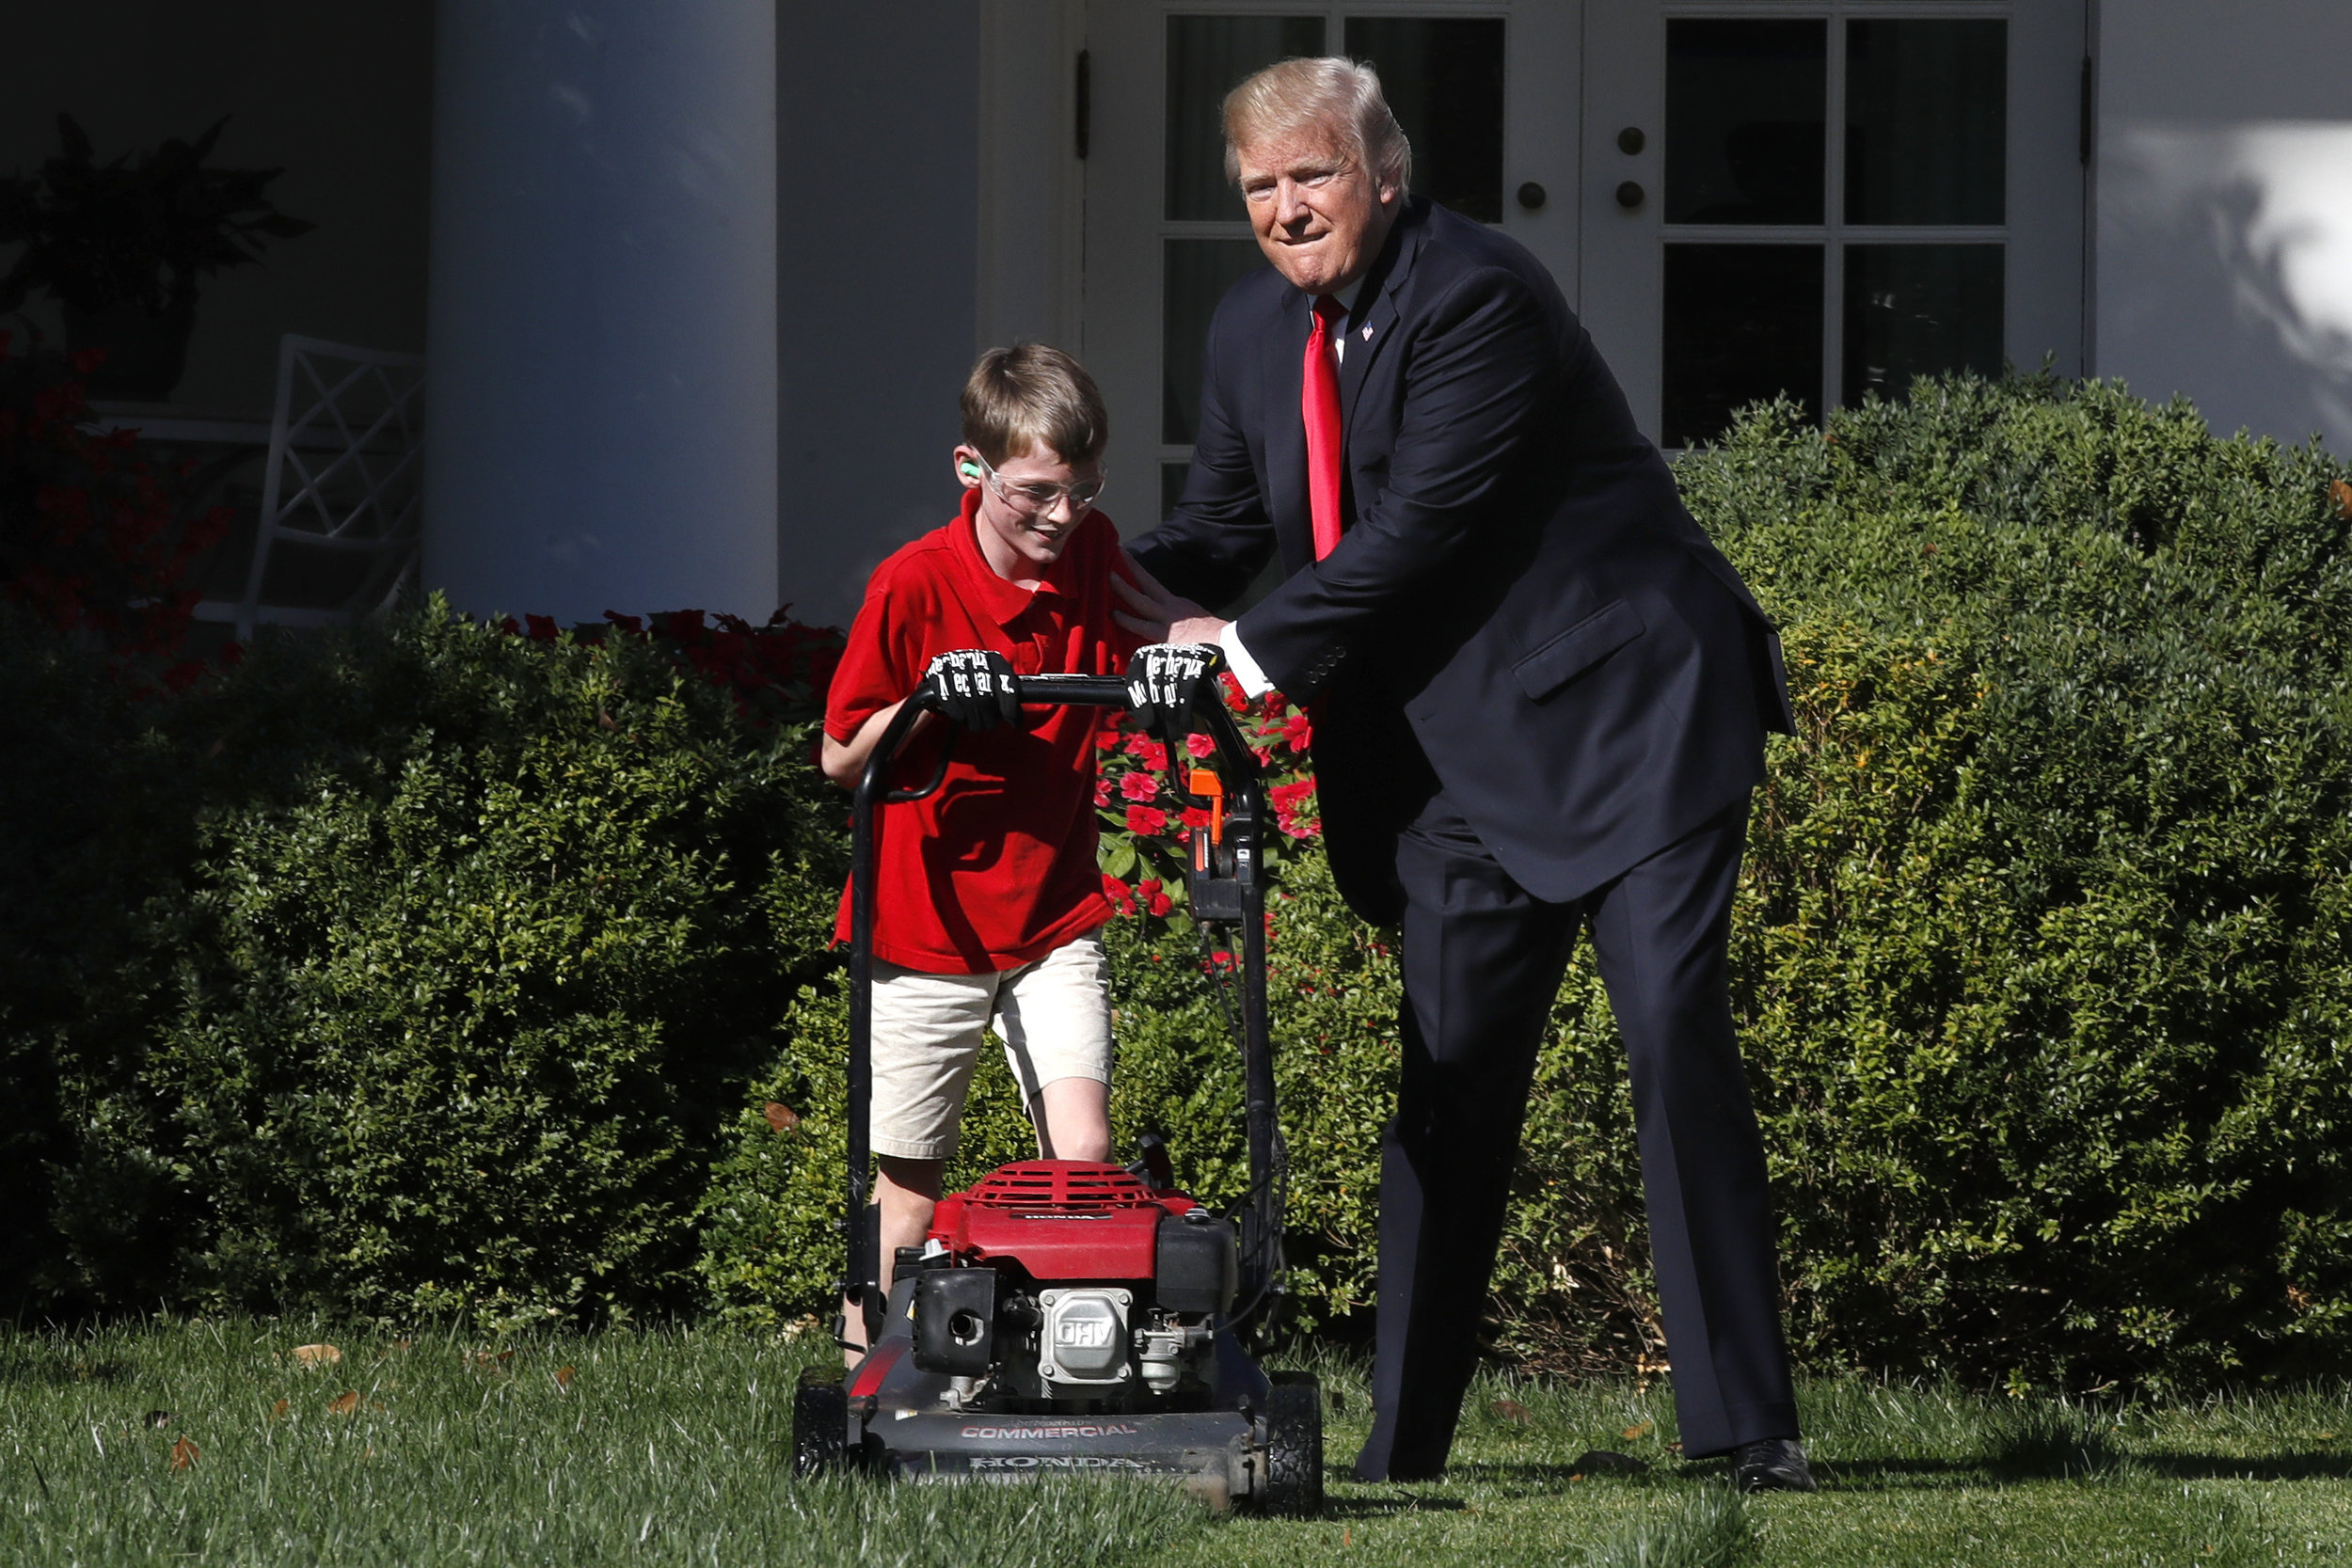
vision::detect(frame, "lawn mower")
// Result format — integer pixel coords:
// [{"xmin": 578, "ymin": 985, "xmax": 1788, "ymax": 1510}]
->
[{"xmin": 791, "ymin": 670, "xmax": 1322, "ymax": 1513}]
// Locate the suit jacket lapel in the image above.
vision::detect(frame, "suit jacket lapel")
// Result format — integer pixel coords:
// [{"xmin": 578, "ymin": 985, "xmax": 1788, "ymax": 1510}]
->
[{"xmin": 1339, "ymin": 203, "xmax": 1428, "ymax": 436}]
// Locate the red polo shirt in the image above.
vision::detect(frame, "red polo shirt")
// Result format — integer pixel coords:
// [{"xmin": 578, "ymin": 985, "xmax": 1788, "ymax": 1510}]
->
[{"xmin": 826, "ymin": 488, "xmax": 1141, "ymax": 973}]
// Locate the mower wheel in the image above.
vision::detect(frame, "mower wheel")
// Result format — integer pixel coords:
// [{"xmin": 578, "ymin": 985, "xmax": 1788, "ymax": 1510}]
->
[
  {"xmin": 792, "ymin": 1365, "xmax": 849, "ymax": 1478},
  {"xmin": 1262, "ymin": 1370, "xmax": 1324, "ymax": 1514}
]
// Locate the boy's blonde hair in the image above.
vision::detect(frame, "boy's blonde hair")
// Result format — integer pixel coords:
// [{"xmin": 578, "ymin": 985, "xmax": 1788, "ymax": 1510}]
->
[
  {"xmin": 961, "ymin": 342, "xmax": 1109, "ymax": 467},
  {"xmin": 1221, "ymin": 56, "xmax": 1412, "ymax": 192}
]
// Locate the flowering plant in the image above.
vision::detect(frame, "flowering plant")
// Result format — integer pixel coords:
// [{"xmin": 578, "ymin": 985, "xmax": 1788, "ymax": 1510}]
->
[
  {"xmin": 1091, "ymin": 672, "xmax": 1319, "ymax": 934},
  {"xmin": 0, "ymin": 328, "xmax": 230, "ymax": 681},
  {"xmin": 501, "ymin": 606, "xmax": 844, "ymax": 728}
]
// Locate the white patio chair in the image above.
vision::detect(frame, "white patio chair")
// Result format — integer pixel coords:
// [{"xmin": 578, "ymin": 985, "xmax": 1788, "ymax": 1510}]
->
[{"xmin": 190, "ymin": 335, "xmax": 426, "ymax": 640}]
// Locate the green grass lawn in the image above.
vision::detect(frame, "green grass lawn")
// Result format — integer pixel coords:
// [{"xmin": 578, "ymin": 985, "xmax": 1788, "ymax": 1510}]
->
[{"xmin": 4, "ymin": 1323, "xmax": 2349, "ymax": 1566}]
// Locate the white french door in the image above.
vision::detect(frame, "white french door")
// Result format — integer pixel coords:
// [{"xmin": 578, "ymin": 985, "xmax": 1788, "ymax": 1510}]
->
[
  {"xmin": 1579, "ymin": 0, "xmax": 2090, "ymax": 447},
  {"xmin": 1078, "ymin": 1, "xmax": 1581, "ymax": 537}
]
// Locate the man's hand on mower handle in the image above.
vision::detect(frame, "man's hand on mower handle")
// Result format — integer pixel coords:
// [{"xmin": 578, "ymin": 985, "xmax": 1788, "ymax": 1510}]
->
[
  {"xmin": 1125, "ymin": 642, "xmax": 1224, "ymax": 738},
  {"xmin": 921, "ymin": 648, "xmax": 1021, "ymax": 731}
]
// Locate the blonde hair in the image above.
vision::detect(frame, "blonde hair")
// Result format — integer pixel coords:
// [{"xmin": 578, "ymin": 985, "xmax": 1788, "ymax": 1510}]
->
[
  {"xmin": 1221, "ymin": 56, "xmax": 1412, "ymax": 192},
  {"xmin": 960, "ymin": 342, "xmax": 1108, "ymax": 467}
]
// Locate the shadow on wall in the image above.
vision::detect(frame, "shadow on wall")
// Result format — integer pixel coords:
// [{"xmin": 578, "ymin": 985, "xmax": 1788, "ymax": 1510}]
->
[{"xmin": 2104, "ymin": 121, "xmax": 2352, "ymax": 451}]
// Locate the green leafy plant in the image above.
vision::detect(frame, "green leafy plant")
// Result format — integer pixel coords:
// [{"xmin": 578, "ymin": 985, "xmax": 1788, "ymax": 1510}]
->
[{"xmin": 0, "ymin": 115, "xmax": 311, "ymax": 318}]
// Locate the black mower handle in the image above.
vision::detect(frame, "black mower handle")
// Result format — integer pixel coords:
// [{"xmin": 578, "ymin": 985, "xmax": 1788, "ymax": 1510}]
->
[{"xmin": 842, "ymin": 666, "xmax": 1281, "ymax": 1347}]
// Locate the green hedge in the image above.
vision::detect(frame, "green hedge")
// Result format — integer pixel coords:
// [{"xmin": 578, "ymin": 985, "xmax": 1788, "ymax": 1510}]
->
[
  {"xmin": 704, "ymin": 375, "xmax": 2352, "ymax": 1393},
  {"xmin": 13, "ymin": 374, "xmax": 2352, "ymax": 1393},
  {"xmin": 6, "ymin": 608, "xmax": 845, "ymax": 1325}
]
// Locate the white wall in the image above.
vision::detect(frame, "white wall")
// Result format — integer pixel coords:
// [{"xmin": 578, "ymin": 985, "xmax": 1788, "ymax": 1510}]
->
[
  {"xmin": 775, "ymin": 1, "xmax": 981, "ymax": 627},
  {"xmin": 0, "ymin": 1, "xmax": 431, "ymax": 412},
  {"xmin": 2096, "ymin": 0, "xmax": 2352, "ymax": 453}
]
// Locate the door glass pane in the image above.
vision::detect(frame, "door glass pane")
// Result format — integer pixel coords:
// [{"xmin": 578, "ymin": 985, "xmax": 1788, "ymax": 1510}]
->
[
  {"xmin": 1165, "ymin": 239, "xmax": 1269, "ymax": 443},
  {"xmin": 1343, "ymin": 17, "xmax": 1506, "ymax": 222},
  {"xmin": 1665, "ymin": 20, "xmax": 1826, "ymax": 225},
  {"xmin": 1846, "ymin": 20, "xmax": 2007, "ymax": 225},
  {"xmin": 1843, "ymin": 244, "xmax": 2005, "ymax": 405},
  {"xmin": 1663, "ymin": 244, "xmax": 1823, "ymax": 448},
  {"xmin": 1167, "ymin": 15, "xmax": 1327, "ymax": 221}
]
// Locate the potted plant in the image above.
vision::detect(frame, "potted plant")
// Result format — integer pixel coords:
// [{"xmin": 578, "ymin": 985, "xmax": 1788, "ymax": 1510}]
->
[{"xmin": 0, "ymin": 115, "xmax": 312, "ymax": 402}]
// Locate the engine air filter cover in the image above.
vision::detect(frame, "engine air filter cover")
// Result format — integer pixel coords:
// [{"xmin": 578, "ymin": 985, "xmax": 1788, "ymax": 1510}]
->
[{"xmin": 1039, "ymin": 1288, "xmax": 1131, "ymax": 1384}]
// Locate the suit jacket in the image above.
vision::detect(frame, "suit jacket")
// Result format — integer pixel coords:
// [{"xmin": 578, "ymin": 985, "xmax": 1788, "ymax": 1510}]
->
[{"xmin": 1131, "ymin": 198, "xmax": 1794, "ymax": 921}]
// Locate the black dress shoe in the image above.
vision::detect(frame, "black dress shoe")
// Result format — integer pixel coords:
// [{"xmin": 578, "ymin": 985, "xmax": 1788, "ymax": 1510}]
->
[
  {"xmin": 1350, "ymin": 1449, "xmax": 1445, "ymax": 1483},
  {"xmin": 1732, "ymin": 1437, "xmax": 1817, "ymax": 1493}
]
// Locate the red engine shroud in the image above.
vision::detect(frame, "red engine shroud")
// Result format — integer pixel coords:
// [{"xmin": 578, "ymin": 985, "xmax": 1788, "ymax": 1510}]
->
[{"xmin": 927, "ymin": 1161, "xmax": 1200, "ymax": 1283}]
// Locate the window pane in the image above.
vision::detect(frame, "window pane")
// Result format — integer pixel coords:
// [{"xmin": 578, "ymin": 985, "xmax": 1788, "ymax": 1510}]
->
[
  {"xmin": 1164, "ymin": 239, "xmax": 1270, "ymax": 444},
  {"xmin": 1663, "ymin": 244, "xmax": 1823, "ymax": 447},
  {"xmin": 1343, "ymin": 17, "xmax": 1506, "ymax": 222},
  {"xmin": 1666, "ymin": 20, "xmax": 1826, "ymax": 226},
  {"xmin": 1167, "ymin": 15, "xmax": 1327, "ymax": 221},
  {"xmin": 1846, "ymin": 20, "xmax": 2007, "ymax": 225},
  {"xmin": 1843, "ymin": 244, "xmax": 2004, "ymax": 405}
]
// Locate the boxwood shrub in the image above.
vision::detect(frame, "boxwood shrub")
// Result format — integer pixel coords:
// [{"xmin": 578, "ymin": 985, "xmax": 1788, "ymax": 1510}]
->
[
  {"xmin": 15, "ymin": 372, "xmax": 2352, "ymax": 1393},
  {"xmin": 705, "ymin": 374, "xmax": 2352, "ymax": 1393}
]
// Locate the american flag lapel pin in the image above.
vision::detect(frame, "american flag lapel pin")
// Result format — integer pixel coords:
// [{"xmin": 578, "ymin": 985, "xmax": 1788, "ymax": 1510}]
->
[{"xmin": 1361, "ymin": 324, "xmax": 1375, "ymax": 341}]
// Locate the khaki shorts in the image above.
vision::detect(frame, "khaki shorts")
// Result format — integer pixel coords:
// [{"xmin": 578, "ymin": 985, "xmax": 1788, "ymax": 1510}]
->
[{"xmin": 868, "ymin": 931, "xmax": 1113, "ymax": 1161}]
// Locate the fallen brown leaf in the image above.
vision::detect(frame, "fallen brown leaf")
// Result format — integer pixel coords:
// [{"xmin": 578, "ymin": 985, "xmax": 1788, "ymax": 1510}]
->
[
  {"xmin": 1622, "ymin": 1421, "xmax": 1653, "ymax": 1441},
  {"xmin": 327, "ymin": 1389, "xmax": 361, "ymax": 1417},
  {"xmin": 293, "ymin": 1343, "xmax": 342, "ymax": 1370},
  {"xmin": 763, "ymin": 1101, "xmax": 801, "ymax": 1132},
  {"xmin": 554, "ymin": 1365, "xmax": 578, "ymax": 1392},
  {"xmin": 169, "ymin": 1435, "xmax": 199, "ymax": 1470},
  {"xmin": 1489, "ymin": 1399, "xmax": 1532, "ymax": 1425},
  {"xmin": 271, "ymin": 1399, "xmax": 290, "ymax": 1419},
  {"xmin": 2332, "ymin": 479, "xmax": 2352, "ymax": 520}
]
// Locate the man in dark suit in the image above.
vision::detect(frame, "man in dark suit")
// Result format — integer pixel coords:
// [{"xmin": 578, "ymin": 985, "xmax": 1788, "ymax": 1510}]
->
[{"xmin": 1116, "ymin": 57, "xmax": 1813, "ymax": 1490}]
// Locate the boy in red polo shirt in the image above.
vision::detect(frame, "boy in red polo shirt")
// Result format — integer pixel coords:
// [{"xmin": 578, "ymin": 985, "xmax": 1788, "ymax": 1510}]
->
[{"xmin": 820, "ymin": 343, "xmax": 1141, "ymax": 1349}]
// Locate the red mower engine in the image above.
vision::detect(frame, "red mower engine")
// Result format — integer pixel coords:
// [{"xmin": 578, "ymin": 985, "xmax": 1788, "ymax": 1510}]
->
[{"xmin": 905, "ymin": 1160, "xmax": 1238, "ymax": 1406}]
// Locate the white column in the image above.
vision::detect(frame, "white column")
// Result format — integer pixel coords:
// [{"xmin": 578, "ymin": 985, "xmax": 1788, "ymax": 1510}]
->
[{"xmin": 424, "ymin": 0, "xmax": 777, "ymax": 624}]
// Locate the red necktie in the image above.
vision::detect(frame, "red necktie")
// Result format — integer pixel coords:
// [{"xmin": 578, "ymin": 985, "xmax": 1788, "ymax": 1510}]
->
[{"xmin": 1302, "ymin": 293, "xmax": 1346, "ymax": 561}]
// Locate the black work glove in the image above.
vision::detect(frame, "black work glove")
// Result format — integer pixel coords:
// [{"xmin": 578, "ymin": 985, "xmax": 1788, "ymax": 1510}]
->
[
  {"xmin": 1124, "ymin": 642, "xmax": 1223, "ymax": 738},
  {"xmin": 921, "ymin": 648, "xmax": 1021, "ymax": 731}
]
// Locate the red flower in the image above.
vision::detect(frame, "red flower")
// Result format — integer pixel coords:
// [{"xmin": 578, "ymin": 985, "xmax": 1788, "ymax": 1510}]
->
[
  {"xmin": 1182, "ymin": 806, "xmax": 1212, "ymax": 830},
  {"xmin": 1184, "ymin": 732, "xmax": 1216, "ymax": 759},
  {"xmin": 1102, "ymin": 874, "xmax": 1136, "ymax": 913},
  {"xmin": 524, "ymin": 613, "xmax": 559, "ymax": 641},
  {"xmin": 1123, "ymin": 734, "xmax": 1170, "ymax": 770},
  {"xmin": 1137, "ymin": 878, "xmax": 1174, "ymax": 916},
  {"xmin": 602, "ymin": 610, "xmax": 644, "ymax": 633},
  {"xmin": 1120, "ymin": 771, "xmax": 1159, "ymax": 802},
  {"xmin": 1093, "ymin": 777, "xmax": 1112, "ymax": 807},
  {"xmin": 1219, "ymin": 673, "xmax": 1249, "ymax": 712},
  {"xmin": 1282, "ymin": 711, "xmax": 1313, "ymax": 751},
  {"xmin": 1270, "ymin": 778, "xmax": 1321, "ymax": 839},
  {"xmin": 69, "ymin": 347, "xmax": 109, "ymax": 376},
  {"xmin": 1124, "ymin": 805, "xmax": 1168, "ymax": 836},
  {"xmin": 1094, "ymin": 725, "xmax": 1122, "ymax": 751}
]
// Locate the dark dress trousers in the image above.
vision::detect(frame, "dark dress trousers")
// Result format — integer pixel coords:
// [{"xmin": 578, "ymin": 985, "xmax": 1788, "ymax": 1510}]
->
[{"xmin": 1130, "ymin": 198, "xmax": 1802, "ymax": 1469}]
